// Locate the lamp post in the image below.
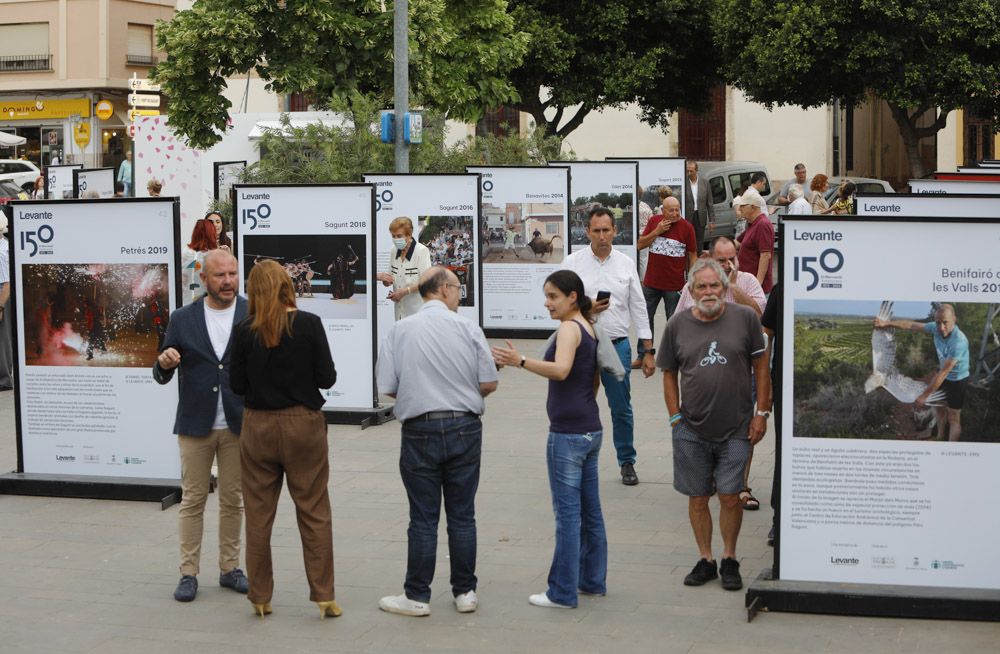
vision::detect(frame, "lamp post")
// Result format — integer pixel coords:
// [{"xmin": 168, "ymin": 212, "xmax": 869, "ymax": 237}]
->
[{"xmin": 393, "ymin": 0, "xmax": 409, "ymax": 173}]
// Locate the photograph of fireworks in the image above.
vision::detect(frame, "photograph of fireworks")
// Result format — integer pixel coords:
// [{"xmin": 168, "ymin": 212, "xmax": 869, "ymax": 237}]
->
[
  {"xmin": 418, "ymin": 215, "xmax": 475, "ymax": 307},
  {"xmin": 242, "ymin": 234, "xmax": 368, "ymax": 320},
  {"xmin": 21, "ymin": 263, "xmax": 171, "ymax": 367}
]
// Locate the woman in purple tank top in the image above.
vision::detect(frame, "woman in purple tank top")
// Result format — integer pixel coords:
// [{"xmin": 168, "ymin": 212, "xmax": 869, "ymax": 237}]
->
[{"xmin": 492, "ymin": 270, "xmax": 607, "ymax": 609}]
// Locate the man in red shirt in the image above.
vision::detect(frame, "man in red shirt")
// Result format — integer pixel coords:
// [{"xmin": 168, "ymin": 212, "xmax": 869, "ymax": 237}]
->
[
  {"xmin": 734, "ymin": 189, "xmax": 774, "ymax": 294},
  {"xmin": 637, "ymin": 195, "xmax": 698, "ymax": 343}
]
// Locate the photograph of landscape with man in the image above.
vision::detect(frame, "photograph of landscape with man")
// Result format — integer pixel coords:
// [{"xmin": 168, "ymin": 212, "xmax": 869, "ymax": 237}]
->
[
  {"xmin": 417, "ymin": 215, "xmax": 475, "ymax": 307},
  {"xmin": 481, "ymin": 202, "xmax": 565, "ymax": 264},
  {"xmin": 22, "ymin": 263, "xmax": 170, "ymax": 368},
  {"xmin": 242, "ymin": 234, "xmax": 368, "ymax": 320},
  {"xmin": 793, "ymin": 299, "xmax": 998, "ymax": 443},
  {"xmin": 570, "ymin": 193, "xmax": 634, "ymax": 246}
]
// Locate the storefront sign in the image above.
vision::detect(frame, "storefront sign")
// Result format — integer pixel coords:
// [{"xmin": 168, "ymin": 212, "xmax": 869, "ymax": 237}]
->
[
  {"xmin": 94, "ymin": 100, "xmax": 115, "ymax": 121},
  {"xmin": 73, "ymin": 123, "xmax": 90, "ymax": 149},
  {"xmin": 2, "ymin": 99, "xmax": 91, "ymax": 120}
]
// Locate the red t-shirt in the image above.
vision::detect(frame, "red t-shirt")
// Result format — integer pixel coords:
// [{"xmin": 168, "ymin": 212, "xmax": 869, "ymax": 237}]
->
[
  {"xmin": 737, "ymin": 214, "xmax": 774, "ymax": 293},
  {"xmin": 641, "ymin": 215, "xmax": 697, "ymax": 291}
]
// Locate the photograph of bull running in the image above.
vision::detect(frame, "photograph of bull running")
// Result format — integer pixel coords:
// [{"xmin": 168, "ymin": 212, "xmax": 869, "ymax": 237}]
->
[
  {"xmin": 480, "ymin": 201, "xmax": 565, "ymax": 264},
  {"xmin": 570, "ymin": 193, "xmax": 634, "ymax": 246},
  {"xmin": 242, "ymin": 234, "xmax": 368, "ymax": 320},
  {"xmin": 417, "ymin": 215, "xmax": 475, "ymax": 307},
  {"xmin": 793, "ymin": 299, "xmax": 999, "ymax": 443},
  {"xmin": 22, "ymin": 263, "xmax": 170, "ymax": 368}
]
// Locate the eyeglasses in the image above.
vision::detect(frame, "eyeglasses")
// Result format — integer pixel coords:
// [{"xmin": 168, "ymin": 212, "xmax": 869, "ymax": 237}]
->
[{"xmin": 443, "ymin": 282, "xmax": 461, "ymax": 290}]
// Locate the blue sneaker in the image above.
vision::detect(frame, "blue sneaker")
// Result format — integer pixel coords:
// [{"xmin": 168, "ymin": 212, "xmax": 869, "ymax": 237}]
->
[
  {"xmin": 219, "ymin": 568, "xmax": 249, "ymax": 594},
  {"xmin": 174, "ymin": 575, "xmax": 198, "ymax": 602}
]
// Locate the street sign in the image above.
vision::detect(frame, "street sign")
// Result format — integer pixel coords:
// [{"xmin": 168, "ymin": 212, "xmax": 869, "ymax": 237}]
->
[
  {"xmin": 128, "ymin": 78, "xmax": 161, "ymax": 92},
  {"xmin": 127, "ymin": 109, "xmax": 160, "ymax": 121},
  {"xmin": 129, "ymin": 93, "xmax": 160, "ymax": 108},
  {"xmin": 127, "ymin": 125, "xmax": 137, "ymax": 138}
]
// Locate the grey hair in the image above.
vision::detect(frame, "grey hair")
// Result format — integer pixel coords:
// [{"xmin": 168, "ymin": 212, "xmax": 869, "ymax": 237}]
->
[
  {"xmin": 788, "ymin": 183, "xmax": 804, "ymax": 201},
  {"xmin": 418, "ymin": 266, "xmax": 451, "ymax": 298},
  {"xmin": 689, "ymin": 258, "xmax": 730, "ymax": 292}
]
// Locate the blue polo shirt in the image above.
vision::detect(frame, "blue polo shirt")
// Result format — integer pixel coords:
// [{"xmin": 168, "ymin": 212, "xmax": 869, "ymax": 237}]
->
[{"xmin": 923, "ymin": 322, "xmax": 969, "ymax": 381}]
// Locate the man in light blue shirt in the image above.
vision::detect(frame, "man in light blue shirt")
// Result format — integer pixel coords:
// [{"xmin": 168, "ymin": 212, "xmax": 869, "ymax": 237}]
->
[
  {"xmin": 875, "ymin": 303, "xmax": 969, "ymax": 440},
  {"xmin": 376, "ymin": 266, "xmax": 498, "ymax": 617},
  {"xmin": 117, "ymin": 151, "xmax": 132, "ymax": 197}
]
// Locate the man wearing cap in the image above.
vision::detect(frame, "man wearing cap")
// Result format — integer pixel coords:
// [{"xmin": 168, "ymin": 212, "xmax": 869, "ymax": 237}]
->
[{"xmin": 734, "ymin": 189, "xmax": 774, "ymax": 295}]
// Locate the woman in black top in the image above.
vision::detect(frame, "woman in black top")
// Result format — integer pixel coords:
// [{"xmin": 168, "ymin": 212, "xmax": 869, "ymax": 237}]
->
[{"xmin": 230, "ymin": 260, "xmax": 341, "ymax": 619}]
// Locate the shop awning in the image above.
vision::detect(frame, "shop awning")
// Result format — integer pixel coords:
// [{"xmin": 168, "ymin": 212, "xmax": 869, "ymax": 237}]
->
[{"xmin": 0, "ymin": 132, "xmax": 27, "ymax": 146}]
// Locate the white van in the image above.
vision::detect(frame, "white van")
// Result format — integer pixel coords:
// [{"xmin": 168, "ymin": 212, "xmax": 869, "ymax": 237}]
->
[{"xmin": 698, "ymin": 161, "xmax": 771, "ymax": 241}]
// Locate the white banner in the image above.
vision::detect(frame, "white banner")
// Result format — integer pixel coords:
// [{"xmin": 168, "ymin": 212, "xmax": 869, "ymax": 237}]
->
[
  {"xmin": 44, "ymin": 164, "xmax": 82, "ymax": 199},
  {"xmin": 780, "ymin": 217, "xmax": 1000, "ymax": 590},
  {"xmin": 11, "ymin": 198, "xmax": 180, "ymax": 479},
  {"xmin": 857, "ymin": 193, "xmax": 1000, "ymax": 217},
  {"xmin": 214, "ymin": 160, "xmax": 246, "ymax": 203},
  {"xmin": 465, "ymin": 166, "xmax": 568, "ymax": 332},
  {"xmin": 955, "ymin": 167, "xmax": 1000, "ymax": 175},
  {"xmin": 363, "ymin": 174, "xmax": 481, "ymax": 347},
  {"xmin": 552, "ymin": 161, "xmax": 639, "ymax": 261},
  {"xmin": 74, "ymin": 168, "xmax": 115, "ymax": 199},
  {"xmin": 908, "ymin": 178, "xmax": 1000, "ymax": 194},
  {"xmin": 233, "ymin": 185, "xmax": 376, "ymax": 410},
  {"xmin": 606, "ymin": 157, "xmax": 686, "ymax": 216}
]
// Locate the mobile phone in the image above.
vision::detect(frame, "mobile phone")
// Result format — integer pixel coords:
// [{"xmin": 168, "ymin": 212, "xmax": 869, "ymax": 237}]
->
[{"xmin": 596, "ymin": 290, "xmax": 611, "ymax": 302}]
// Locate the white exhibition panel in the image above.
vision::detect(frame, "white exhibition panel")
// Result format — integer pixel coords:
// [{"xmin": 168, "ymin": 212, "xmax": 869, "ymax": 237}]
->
[
  {"xmin": 909, "ymin": 178, "xmax": 1000, "ymax": 194},
  {"xmin": 232, "ymin": 184, "xmax": 376, "ymax": 410},
  {"xmin": 465, "ymin": 166, "xmax": 568, "ymax": 332},
  {"xmin": 74, "ymin": 168, "xmax": 115, "ymax": 199},
  {"xmin": 552, "ymin": 161, "xmax": 639, "ymax": 261},
  {"xmin": 780, "ymin": 217, "xmax": 1000, "ymax": 590},
  {"xmin": 11, "ymin": 199, "xmax": 180, "ymax": 479},
  {"xmin": 363, "ymin": 174, "xmax": 481, "ymax": 347},
  {"xmin": 215, "ymin": 160, "xmax": 246, "ymax": 202},
  {"xmin": 45, "ymin": 164, "xmax": 82, "ymax": 199},
  {"xmin": 606, "ymin": 157, "xmax": 687, "ymax": 215},
  {"xmin": 857, "ymin": 193, "xmax": 1000, "ymax": 217}
]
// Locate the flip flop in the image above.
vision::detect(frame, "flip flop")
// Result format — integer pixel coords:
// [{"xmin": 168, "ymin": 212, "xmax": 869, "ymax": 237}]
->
[{"xmin": 740, "ymin": 488, "xmax": 760, "ymax": 511}]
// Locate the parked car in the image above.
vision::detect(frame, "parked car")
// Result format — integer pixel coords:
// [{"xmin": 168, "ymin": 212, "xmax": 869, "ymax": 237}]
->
[
  {"xmin": 0, "ymin": 159, "xmax": 41, "ymax": 192},
  {"xmin": 0, "ymin": 179, "xmax": 29, "ymax": 205}
]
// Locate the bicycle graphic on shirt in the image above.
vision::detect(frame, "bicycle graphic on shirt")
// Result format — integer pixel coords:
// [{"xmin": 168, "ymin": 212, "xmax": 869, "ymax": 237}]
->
[{"xmin": 699, "ymin": 341, "xmax": 727, "ymax": 367}]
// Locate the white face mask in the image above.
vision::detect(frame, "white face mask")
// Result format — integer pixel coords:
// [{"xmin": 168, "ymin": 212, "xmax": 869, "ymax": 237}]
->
[{"xmin": 392, "ymin": 238, "xmax": 407, "ymax": 250}]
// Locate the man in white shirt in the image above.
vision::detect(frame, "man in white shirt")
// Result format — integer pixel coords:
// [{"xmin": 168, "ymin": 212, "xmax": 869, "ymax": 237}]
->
[
  {"xmin": 676, "ymin": 237, "xmax": 766, "ymax": 316},
  {"xmin": 786, "ymin": 184, "xmax": 811, "ymax": 215},
  {"xmin": 684, "ymin": 161, "xmax": 716, "ymax": 250},
  {"xmin": 562, "ymin": 207, "xmax": 654, "ymax": 486}
]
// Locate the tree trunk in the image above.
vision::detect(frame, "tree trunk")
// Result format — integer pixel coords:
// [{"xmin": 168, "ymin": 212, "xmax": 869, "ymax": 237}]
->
[{"xmin": 887, "ymin": 102, "xmax": 951, "ymax": 181}]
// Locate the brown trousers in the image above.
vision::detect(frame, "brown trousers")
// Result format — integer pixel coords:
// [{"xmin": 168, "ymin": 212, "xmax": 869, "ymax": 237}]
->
[{"xmin": 240, "ymin": 405, "xmax": 335, "ymax": 603}]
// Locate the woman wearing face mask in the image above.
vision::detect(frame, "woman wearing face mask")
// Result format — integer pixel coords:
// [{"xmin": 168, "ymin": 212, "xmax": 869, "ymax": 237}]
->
[{"xmin": 375, "ymin": 216, "xmax": 432, "ymax": 320}]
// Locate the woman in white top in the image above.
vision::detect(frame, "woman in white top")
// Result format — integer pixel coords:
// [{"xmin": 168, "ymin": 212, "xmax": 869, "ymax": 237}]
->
[
  {"xmin": 180, "ymin": 218, "xmax": 218, "ymax": 305},
  {"xmin": 375, "ymin": 216, "xmax": 432, "ymax": 320}
]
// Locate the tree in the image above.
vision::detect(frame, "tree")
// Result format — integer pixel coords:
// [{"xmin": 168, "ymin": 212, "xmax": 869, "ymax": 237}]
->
[
  {"xmin": 505, "ymin": 0, "xmax": 722, "ymax": 138},
  {"xmin": 714, "ymin": 0, "xmax": 1000, "ymax": 180},
  {"xmin": 153, "ymin": 0, "xmax": 528, "ymax": 149}
]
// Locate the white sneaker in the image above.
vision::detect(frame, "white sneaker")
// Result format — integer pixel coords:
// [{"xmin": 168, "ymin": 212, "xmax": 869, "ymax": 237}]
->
[
  {"xmin": 528, "ymin": 592, "xmax": 573, "ymax": 609},
  {"xmin": 378, "ymin": 594, "xmax": 431, "ymax": 617},
  {"xmin": 454, "ymin": 590, "xmax": 478, "ymax": 613}
]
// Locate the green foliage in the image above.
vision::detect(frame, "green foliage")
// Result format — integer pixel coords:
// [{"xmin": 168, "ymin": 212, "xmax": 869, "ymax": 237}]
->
[
  {"xmin": 506, "ymin": 0, "xmax": 722, "ymax": 137},
  {"xmin": 239, "ymin": 93, "xmax": 568, "ymax": 185},
  {"xmin": 714, "ymin": 0, "xmax": 1000, "ymax": 177},
  {"xmin": 152, "ymin": 0, "xmax": 528, "ymax": 149}
]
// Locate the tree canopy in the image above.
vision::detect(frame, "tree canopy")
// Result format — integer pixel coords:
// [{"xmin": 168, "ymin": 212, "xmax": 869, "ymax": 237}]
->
[
  {"xmin": 153, "ymin": 0, "xmax": 528, "ymax": 149},
  {"xmin": 505, "ymin": 0, "xmax": 722, "ymax": 138},
  {"xmin": 714, "ymin": 0, "xmax": 1000, "ymax": 178}
]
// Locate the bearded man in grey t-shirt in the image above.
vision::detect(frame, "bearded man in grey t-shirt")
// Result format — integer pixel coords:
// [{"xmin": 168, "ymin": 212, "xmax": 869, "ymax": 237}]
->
[{"xmin": 656, "ymin": 259, "xmax": 770, "ymax": 592}]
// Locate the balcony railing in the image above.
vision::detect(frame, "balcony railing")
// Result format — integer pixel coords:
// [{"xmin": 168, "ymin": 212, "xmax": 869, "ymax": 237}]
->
[
  {"xmin": 126, "ymin": 54, "xmax": 158, "ymax": 66},
  {"xmin": 0, "ymin": 55, "xmax": 52, "ymax": 73}
]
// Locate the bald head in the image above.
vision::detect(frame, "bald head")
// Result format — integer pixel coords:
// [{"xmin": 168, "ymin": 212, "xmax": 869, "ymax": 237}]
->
[
  {"xmin": 200, "ymin": 249, "xmax": 238, "ymax": 309},
  {"xmin": 203, "ymin": 249, "xmax": 236, "ymax": 274},
  {"xmin": 934, "ymin": 303, "xmax": 958, "ymax": 338},
  {"xmin": 418, "ymin": 265, "xmax": 460, "ymax": 311},
  {"xmin": 662, "ymin": 195, "xmax": 681, "ymax": 221}
]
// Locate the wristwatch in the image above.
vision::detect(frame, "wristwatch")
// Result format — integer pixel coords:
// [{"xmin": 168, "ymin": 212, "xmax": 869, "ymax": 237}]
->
[
  {"xmin": 519, "ymin": 355, "xmax": 527, "ymax": 368},
  {"xmin": 755, "ymin": 409, "xmax": 770, "ymax": 419}
]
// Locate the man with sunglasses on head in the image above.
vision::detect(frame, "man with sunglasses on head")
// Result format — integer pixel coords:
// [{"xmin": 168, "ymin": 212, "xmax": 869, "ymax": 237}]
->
[{"xmin": 675, "ymin": 236, "xmax": 765, "ymax": 317}]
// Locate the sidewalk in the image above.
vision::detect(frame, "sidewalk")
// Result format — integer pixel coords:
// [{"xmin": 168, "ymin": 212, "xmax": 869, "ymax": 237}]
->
[{"xmin": 0, "ymin": 338, "xmax": 997, "ymax": 653}]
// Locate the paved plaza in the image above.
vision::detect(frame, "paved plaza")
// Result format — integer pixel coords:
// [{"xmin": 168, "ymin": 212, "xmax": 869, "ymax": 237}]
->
[{"xmin": 1, "ymin": 337, "xmax": 998, "ymax": 653}]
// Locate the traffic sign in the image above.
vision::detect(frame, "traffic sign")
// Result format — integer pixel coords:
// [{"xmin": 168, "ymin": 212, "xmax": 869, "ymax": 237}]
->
[
  {"xmin": 128, "ymin": 78, "xmax": 161, "ymax": 92},
  {"xmin": 129, "ymin": 93, "xmax": 161, "ymax": 108},
  {"xmin": 128, "ymin": 109, "xmax": 160, "ymax": 121}
]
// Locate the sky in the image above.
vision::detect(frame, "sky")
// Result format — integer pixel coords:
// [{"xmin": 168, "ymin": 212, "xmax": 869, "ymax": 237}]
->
[{"xmin": 795, "ymin": 300, "xmax": 934, "ymax": 319}]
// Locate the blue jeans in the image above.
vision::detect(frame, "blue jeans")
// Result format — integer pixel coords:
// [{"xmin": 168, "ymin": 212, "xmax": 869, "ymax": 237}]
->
[
  {"xmin": 642, "ymin": 285, "xmax": 681, "ymax": 342},
  {"xmin": 546, "ymin": 430, "xmax": 608, "ymax": 607},
  {"xmin": 600, "ymin": 338, "xmax": 635, "ymax": 466},
  {"xmin": 399, "ymin": 415, "xmax": 482, "ymax": 602}
]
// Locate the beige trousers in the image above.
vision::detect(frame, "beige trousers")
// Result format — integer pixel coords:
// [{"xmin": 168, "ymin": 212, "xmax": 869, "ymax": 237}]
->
[{"xmin": 177, "ymin": 428, "xmax": 243, "ymax": 576}]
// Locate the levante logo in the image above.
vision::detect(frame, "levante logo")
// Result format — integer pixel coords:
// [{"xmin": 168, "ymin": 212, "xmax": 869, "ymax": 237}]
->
[
  {"xmin": 375, "ymin": 188, "xmax": 394, "ymax": 212},
  {"xmin": 792, "ymin": 230, "xmax": 845, "ymax": 291},
  {"xmin": 19, "ymin": 222, "xmax": 54, "ymax": 257},
  {"xmin": 241, "ymin": 203, "xmax": 271, "ymax": 230}
]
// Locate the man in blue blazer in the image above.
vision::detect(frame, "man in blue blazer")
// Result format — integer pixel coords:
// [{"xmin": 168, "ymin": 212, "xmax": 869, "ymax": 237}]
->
[{"xmin": 153, "ymin": 250, "xmax": 250, "ymax": 602}]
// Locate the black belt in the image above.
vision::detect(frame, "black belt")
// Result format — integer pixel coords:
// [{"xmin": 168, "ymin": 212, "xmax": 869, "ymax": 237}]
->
[
  {"xmin": 611, "ymin": 337, "xmax": 628, "ymax": 344},
  {"xmin": 405, "ymin": 410, "xmax": 479, "ymax": 424}
]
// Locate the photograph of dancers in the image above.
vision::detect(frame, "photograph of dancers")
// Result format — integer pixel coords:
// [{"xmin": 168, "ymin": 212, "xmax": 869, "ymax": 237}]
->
[
  {"xmin": 21, "ymin": 263, "xmax": 171, "ymax": 368},
  {"xmin": 242, "ymin": 234, "xmax": 368, "ymax": 320}
]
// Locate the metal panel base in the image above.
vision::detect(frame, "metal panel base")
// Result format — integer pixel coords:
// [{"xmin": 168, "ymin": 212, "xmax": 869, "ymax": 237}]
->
[
  {"xmin": 745, "ymin": 568, "xmax": 1000, "ymax": 622},
  {"xmin": 324, "ymin": 405, "xmax": 395, "ymax": 429},
  {"xmin": 0, "ymin": 472, "xmax": 183, "ymax": 510}
]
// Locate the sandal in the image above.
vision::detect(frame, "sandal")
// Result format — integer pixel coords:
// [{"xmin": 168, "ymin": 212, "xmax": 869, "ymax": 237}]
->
[{"xmin": 740, "ymin": 488, "xmax": 760, "ymax": 511}]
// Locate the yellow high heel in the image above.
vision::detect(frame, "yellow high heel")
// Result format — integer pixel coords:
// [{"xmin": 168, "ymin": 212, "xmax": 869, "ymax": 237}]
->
[
  {"xmin": 252, "ymin": 602, "xmax": 272, "ymax": 617},
  {"xmin": 317, "ymin": 600, "xmax": 343, "ymax": 619}
]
